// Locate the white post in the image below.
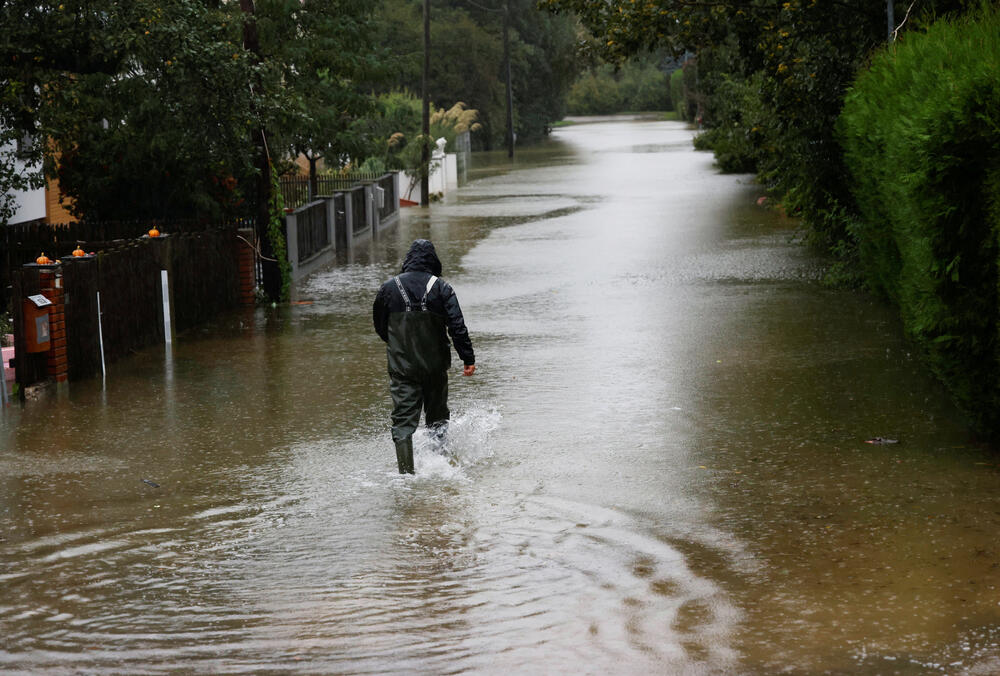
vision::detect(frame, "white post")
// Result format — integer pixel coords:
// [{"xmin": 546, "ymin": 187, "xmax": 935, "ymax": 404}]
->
[
  {"xmin": 161, "ymin": 270, "xmax": 171, "ymax": 345},
  {"xmin": 97, "ymin": 291, "xmax": 106, "ymax": 382},
  {"xmin": 365, "ymin": 185, "xmax": 375, "ymax": 232}
]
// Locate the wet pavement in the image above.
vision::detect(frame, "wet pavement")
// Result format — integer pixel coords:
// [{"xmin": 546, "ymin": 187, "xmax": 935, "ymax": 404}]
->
[{"xmin": 2, "ymin": 118, "xmax": 1000, "ymax": 674}]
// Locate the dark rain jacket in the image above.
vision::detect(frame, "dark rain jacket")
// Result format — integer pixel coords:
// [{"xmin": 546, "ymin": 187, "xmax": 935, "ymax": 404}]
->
[{"xmin": 373, "ymin": 240, "xmax": 475, "ymax": 377}]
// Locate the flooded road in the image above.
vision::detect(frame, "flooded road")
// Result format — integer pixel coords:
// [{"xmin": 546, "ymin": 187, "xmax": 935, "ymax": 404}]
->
[{"xmin": 3, "ymin": 118, "xmax": 1000, "ymax": 674}]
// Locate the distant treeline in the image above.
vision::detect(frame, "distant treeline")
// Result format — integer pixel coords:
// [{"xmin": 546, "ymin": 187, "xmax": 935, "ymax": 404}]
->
[{"xmin": 565, "ymin": 57, "xmax": 674, "ymax": 115}]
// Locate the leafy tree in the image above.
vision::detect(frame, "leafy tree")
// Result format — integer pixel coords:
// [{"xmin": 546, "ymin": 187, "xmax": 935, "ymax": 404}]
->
[
  {"xmin": 0, "ymin": 1, "xmax": 260, "ymax": 221},
  {"xmin": 0, "ymin": 0, "xmax": 125, "ymax": 221},
  {"xmin": 353, "ymin": 91, "xmax": 481, "ymax": 197},
  {"xmin": 353, "ymin": 90, "xmax": 423, "ymax": 173},
  {"xmin": 373, "ymin": 0, "xmax": 579, "ymax": 148},
  {"xmin": 507, "ymin": 0, "xmax": 579, "ymax": 138},
  {"xmin": 256, "ymin": 0, "xmax": 380, "ymax": 194},
  {"xmin": 0, "ymin": 0, "xmax": 381, "ymax": 222},
  {"xmin": 56, "ymin": 1, "xmax": 258, "ymax": 220},
  {"xmin": 0, "ymin": 134, "xmax": 44, "ymax": 227}
]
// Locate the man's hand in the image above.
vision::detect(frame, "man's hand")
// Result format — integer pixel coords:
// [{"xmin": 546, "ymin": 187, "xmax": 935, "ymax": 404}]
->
[{"xmin": 463, "ymin": 364, "xmax": 476, "ymax": 376}]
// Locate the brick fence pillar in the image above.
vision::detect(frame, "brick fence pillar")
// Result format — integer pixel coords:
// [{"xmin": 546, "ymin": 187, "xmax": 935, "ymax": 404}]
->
[
  {"xmin": 237, "ymin": 229, "xmax": 257, "ymax": 306},
  {"xmin": 39, "ymin": 269, "xmax": 69, "ymax": 383}
]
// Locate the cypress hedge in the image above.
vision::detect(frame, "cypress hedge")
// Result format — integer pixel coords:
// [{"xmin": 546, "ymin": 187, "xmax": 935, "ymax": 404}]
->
[{"xmin": 838, "ymin": 6, "xmax": 1000, "ymax": 436}]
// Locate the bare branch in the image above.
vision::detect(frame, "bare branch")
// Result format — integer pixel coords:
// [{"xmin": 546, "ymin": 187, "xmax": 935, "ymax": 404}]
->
[{"xmin": 893, "ymin": 0, "xmax": 917, "ymax": 41}]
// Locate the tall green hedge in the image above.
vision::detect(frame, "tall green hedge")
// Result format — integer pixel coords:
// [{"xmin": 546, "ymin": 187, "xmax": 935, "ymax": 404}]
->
[{"xmin": 838, "ymin": 6, "xmax": 1000, "ymax": 435}]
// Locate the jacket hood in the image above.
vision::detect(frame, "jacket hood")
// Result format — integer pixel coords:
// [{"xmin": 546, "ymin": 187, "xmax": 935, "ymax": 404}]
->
[{"xmin": 401, "ymin": 239, "xmax": 442, "ymax": 276}]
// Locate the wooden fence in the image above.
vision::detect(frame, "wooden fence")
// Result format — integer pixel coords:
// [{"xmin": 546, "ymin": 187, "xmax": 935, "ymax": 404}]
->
[
  {"xmin": 2, "ymin": 217, "xmax": 249, "ymax": 311},
  {"xmin": 10, "ymin": 225, "xmax": 241, "ymax": 392},
  {"xmin": 5, "ymin": 173, "xmax": 400, "ymax": 393}
]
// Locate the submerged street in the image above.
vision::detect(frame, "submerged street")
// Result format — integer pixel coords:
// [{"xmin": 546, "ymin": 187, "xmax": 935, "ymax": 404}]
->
[{"xmin": 2, "ymin": 118, "xmax": 1000, "ymax": 674}]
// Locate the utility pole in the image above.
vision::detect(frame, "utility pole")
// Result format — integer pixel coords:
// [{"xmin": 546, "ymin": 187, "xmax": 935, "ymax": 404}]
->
[
  {"xmin": 503, "ymin": 0, "xmax": 514, "ymax": 159},
  {"xmin": 421, "ymin": 0, "xmax": 431, "ymax": 207},
  {"xmin": 239, "ymin": 0, "xmax": 278, "ymax": 300},
  {"xmin": 887, "ymin": 0, "xmax": 895, "ymax": 40}
]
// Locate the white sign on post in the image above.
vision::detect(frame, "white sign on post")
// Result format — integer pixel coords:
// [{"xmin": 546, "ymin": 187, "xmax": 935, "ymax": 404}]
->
[{"xmin": 27, "ymin": 294, "xmax": 52, "ymax": 308}]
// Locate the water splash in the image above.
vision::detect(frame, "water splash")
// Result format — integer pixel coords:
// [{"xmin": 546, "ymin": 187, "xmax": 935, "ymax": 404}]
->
[{"xmin": 411, "ymin": 404, "xmax": 502, "ymax": 479}]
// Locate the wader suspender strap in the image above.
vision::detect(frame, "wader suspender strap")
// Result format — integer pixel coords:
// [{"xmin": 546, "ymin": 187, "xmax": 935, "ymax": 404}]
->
[
  {"xmin": 393, "ymin": 276, "xmax": 412, "ymax": 312},
  {"xmin": 394, "ymin": 275, "xmax": 437, "ymax": 312},
  {"xmin": 421, "ymin": 275, "xmax": 438, "ymax": 312}
]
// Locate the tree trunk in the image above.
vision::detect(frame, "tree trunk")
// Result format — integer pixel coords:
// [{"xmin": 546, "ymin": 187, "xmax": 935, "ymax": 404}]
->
[
  {"xmin": 504, "ymin": 0, "xmax": 514, "ymax": 159},
  {"xmin": 240, "ymin": 0, "xmax": 279, "ymax": 301},
  {"xmin": 421, "ymin": 0, "xmax": 430, "ymax": 207},
  {"xmin": 308, "ymin": 154, "xmax": 318, "ymax": 202}
]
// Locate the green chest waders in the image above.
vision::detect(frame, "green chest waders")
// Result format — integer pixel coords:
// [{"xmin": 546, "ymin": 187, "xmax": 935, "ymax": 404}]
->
[{"xmin": 388, "ymin": 275, "xmax": 448, "ymax": 474}]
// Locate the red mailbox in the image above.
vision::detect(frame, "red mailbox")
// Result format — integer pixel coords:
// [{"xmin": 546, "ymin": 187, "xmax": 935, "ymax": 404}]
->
[{"xmin": 23, "ymin": 294, "xmax": 52, "ymax": 353}]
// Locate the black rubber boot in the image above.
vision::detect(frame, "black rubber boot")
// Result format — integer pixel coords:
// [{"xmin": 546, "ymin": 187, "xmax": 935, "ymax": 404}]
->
[
  {"xmin": 429, "ymin": 421, "xmax": 448, "ymax": 455},
  {"xmin": 394, "ymin": 437, "xmax": 414, "ymax": 474}
]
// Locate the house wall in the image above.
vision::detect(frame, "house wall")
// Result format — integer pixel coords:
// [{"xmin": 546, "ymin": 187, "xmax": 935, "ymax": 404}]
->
[
  {"xmin": 3, "ymin": 138, "xmax": 46, "ymax": 225},
  {"xmin": 44, "ymin": 176, "xmax": 74, "ymax": 225}
]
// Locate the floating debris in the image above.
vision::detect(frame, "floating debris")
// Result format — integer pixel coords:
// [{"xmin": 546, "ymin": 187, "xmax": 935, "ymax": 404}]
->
[
  {"xmin": 141, "ymin": 478, "xmax": 160, "ymax": 488},
  {"xmin": 865, "ymin": 437, "xmax": 899, "ymax": 445}
]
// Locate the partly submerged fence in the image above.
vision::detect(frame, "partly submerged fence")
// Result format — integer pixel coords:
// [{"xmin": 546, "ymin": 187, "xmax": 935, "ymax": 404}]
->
[
  {"xmin": 291, "ymin": 201, "xmax": 330, "ymax": 265},
  {"xmin": 279, "ymin": 172, "xmax": 385, "ymax": 210},
  {"xmin": 377, "ymin": 173, "xmax": 397, "ymax": 221},
  {"xmin": 282, "ymin": 173, "xmax": 400, "ymax": 281},
  {"xmin": 2, "ymin": 218, "xmax": 250, "ymax": 311},
  {"xmin": 10, "ymin": 225, "xmax": 250, "ymax": 394},
  {"xmin": 5, "ymin": 173, "xmax": 400, "ymax": 394}
]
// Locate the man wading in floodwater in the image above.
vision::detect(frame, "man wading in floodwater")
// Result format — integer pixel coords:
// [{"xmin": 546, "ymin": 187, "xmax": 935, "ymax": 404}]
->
[{"xmin": 373, "ymin": 239, "xmax": 476, "ymax": 474}]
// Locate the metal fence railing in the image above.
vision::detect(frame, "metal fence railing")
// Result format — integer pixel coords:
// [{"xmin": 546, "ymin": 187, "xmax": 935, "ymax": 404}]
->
[
  {"xmin": 293, "ymin": 201, "xmax": 329, "ymax": 264},
  {"xmin": 348, "ymin": 187, "xmax": 367, "ymax": 235},
  {"xmin": 279, "ymin": 173, "xmax": 383, "ymax": 210},
  {"xmin": 378, "ymin": 174, "xmax": 397, "ymax": 221}
]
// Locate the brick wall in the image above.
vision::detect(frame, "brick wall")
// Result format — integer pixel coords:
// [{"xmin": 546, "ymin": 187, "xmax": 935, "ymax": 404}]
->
[
  {"xmin": 237, "ymin": 229, "xmax": 257, "ymax": 306},
  {"xmin": 38, "ymin": 270, "xmax": 69, "ymax": 383}
]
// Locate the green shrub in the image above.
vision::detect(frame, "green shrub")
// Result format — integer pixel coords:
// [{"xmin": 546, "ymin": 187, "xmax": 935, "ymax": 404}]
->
[
  {"xmin": 838, "ymin": 5, "xmax": 1000, "ymax": 434},
  {"xmin": 693, "ymin": 71, "xmax": 768, "ymax": 174},
  {"xmin": 0, "ymin": 312, "xmax": 11, "ymax": 346},
  {"xmin": 565, "ymin": 68, "xmax": 623, "ymax": 115}
]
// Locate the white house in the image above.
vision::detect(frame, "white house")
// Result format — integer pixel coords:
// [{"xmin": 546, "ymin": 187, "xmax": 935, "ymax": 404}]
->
[{"xmin": 2, "ymin": 134, "xmax": 46, "ymax": 224}]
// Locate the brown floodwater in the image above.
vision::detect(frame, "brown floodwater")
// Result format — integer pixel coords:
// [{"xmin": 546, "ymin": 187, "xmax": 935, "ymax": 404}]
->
[{"xmin": 2, "ymin": 118, "xmax": 999, "ymax": 674}]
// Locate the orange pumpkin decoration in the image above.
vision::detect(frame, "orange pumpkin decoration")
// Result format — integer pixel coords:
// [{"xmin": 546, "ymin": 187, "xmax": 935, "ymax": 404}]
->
[
  {"xmin": 72, "ymin": 246, "xmax": 85, "ymax": 257},
  {"xmin": 36, "ymin": 253, "xmax": 51, "ymax": 265},
  {"xmin": 148, "ymin": 228, "xmax": 160, "ymax": 238}
]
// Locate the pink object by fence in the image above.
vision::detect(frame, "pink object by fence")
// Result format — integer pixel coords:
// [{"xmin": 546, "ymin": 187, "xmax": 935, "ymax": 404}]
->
[{"xmin": 2, "ymin": 344, "xmax": 13, "ymax": 394}]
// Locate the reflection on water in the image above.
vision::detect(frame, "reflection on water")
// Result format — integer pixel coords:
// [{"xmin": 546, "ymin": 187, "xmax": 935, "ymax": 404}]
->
[{"xmin": 2, "ymin": 117, "xmax": 1000, "ymax": 674}]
